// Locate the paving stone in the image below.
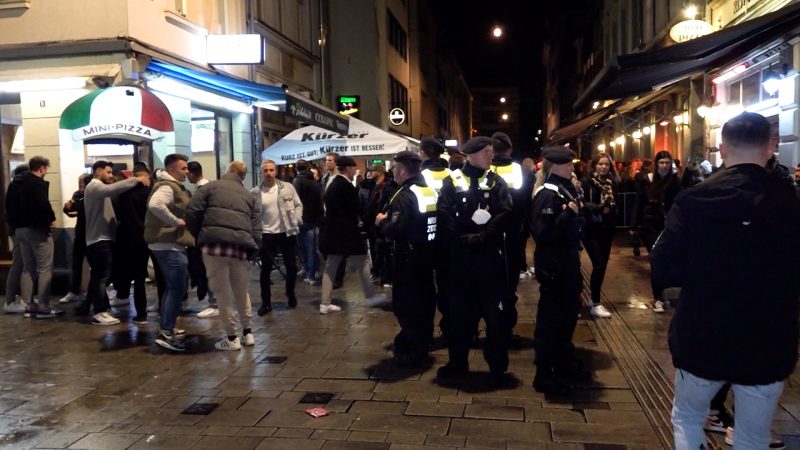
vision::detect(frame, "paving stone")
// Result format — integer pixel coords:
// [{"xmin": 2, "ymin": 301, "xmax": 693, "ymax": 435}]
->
[
  {"xmin": 102, "ymin": 423, "xmax": 141, "ymax": 434},
  {"xmin": 347, "ymin": 430, "xmax": 387, "ymax": 442},
  {"xmin": 294, "ymin": 378, "xmax": 377, "ymax": 393},
  {"xmin": 235, "ymin": 427, "xmax": 276, "ymax": 437},
  {"xmin": 385, "ymin": 432, "xmax": 426, "ymax": 445},
  {"xmin": 464, "ymin": 404, "xmax": 524, "ymax": 421},
  {"xmin": 200, "ymin": 425, "xmax": 242, "ymax": 436},
  {"xmin": 323, "ymin": 399, "xmax": 353, "ymax": 413},
  {"xmin": 466, "ymin": 435, "xmax": 506, "ymax": 448},
  {"xmin": 256, "ymin": 410, "xmax": 357, "ymax": 430},
  {"xmin": 449, "ymin": 418, "xmax": 551, "ymax": 443},
  {"xmin": 66, "ymin": 432, "xmax": 144, "ymax": 450},
  {"xmin": 349, "ymin": 400, "xmax": 407, "ymax": 415},
  {"xmin": 192, "ymin": 435, "xmax": 265, "ymax": 450},
  {"xmin": 273, "ymin": 427, "xmax": 313, "ymax": 438},
  {"xmin": 583, "ymin": 409, "xmax": 650, "ymax": 425},
  {"xmin": 349, "ymin": 413, "xmax": 450, "ymax": 435},
  {"xmin": 31, "ymin": 431, "xmax": 86, "ymax": 449},
  {"xmin": 165, "ymin": 425, "xmax": 207, "ymax": 435},
  {"xmin": 254, "ymin": 437, "xmax": 323, "ymax": 449},
  {"xmin": 388, "ymin": 445, "xmax": 452, "ymax": 450},
  {"xmin": 523, "ymin": 406, "xmax": 585, "ymax": 423},
  {"xmin": 425, "ymin": 434, "xmax": 465, "ymax": 446},
  {"xmin": 405, "ymin": 401, "xmax": 464, "ymax": 418},
  {"xmin": 197, "ymin": 408, "xmax": 269, "ymax": 427},
  {"xmin": 320, "ymin": 441, "xmax": 389, "ymax": 450},
  {"xmin": 310, "ymin": 429, "xmax": 350, "ymax": 440},
  {"xmin": 128, "ymin": 434, "xmax": 201, "ymax": 449},
  {"xmin": 371, "ymin": 392, "xmax": 406, "ymax": 402},
  {"xmin": 551, "ymin": 421, "xmax": 659, "ymax": 445}
]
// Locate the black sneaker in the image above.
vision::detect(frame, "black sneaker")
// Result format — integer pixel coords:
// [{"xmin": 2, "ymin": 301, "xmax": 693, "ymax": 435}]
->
[
  {"xmin": 35, "ymin": 306, "xmax": 65, "ymax": 319},
  {"xmin": 288, "ymin": 296, "xmax": 297, "ymax": 308},
  {"xmin": 258, "ymin": 303, "xmax": 272, "ymax": 316},
  {"xmin": 704, "ymin": 408, "xmax": 733, "ymax": 433},
  {"xmin": 155, "ymin": 330, "xmax": 186, "ymax": 352},
  {"xmin": 533, "ymin": 367, "xmax": 572, "ymax": 395}
]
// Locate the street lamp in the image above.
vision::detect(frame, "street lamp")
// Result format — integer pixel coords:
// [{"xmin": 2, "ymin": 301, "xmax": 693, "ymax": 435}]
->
[
  {"xmin": 499, "ymin": 96, "xmax": 506, "ymax": 103},
  {"xmin": 683, "ymin": 5, "xmax": 698, "ymax": 19},
  {"xmin": 501, "ymin": 113, "xmax": 509, "ymax": 121},
  {"xmin": 492, "ymin": 26, "xmax": 503, "ymax": 38}
]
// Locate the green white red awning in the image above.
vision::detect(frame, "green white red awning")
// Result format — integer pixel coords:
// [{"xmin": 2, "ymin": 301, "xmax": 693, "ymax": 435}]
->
[{"xmin": 59, "ymin": 86, "xmax": 173, "ymax": 143}]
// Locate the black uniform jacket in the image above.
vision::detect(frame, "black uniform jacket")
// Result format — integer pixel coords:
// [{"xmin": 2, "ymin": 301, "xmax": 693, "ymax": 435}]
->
[
  {"xmin": 653, "ymin": 164, "xmax": 800, "ymax": 385},
  {"xmin": 530, "ymin": 174, "xmax": 584, "ymax": 274},
  {"xmin": 437, "ymin": 163, "xmax": 512, "ymax": 250},
  {"xmin": 379, "ymin": 174, "xmax": 434, "ymax": 247}
]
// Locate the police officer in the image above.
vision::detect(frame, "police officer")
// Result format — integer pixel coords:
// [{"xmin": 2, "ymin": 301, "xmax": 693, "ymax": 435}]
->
[
  {"xmin": 375, "ymin": 151, "xmax": 438, "ymax": 368},
  {"xmin": 530, "ymin": 146, "xmax": 590, "ymax": 395},
  {"xmin": 489, "ymin": 132, "xmax": 534, "ymax": 341},
  {"xmin": 436, "ymin": 136, "xmax": 513, "ymax": 386},
  {"xmin": 419, "ymin": 137, "xmax": 452, "ymax": 339}
]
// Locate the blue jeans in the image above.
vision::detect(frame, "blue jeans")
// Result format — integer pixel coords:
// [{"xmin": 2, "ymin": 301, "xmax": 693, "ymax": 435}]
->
[
  {"xmin": 296, "ymin": 224, "xmax": 319, "ymax": 279},
  {"xmin": 672, "ymin": 368, "xmax": 783, "ymax": 450},
  {"xmin": 152, "ymin": 250, "xmax": 188, "ymax": 333}
]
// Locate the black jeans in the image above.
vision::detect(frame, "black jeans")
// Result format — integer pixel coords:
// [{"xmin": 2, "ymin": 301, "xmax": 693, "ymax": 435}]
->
[
  {"xmin": 187, "ymin": 246, "xmax": 211, "ymax": 301},
  {"xmin": 69, "ymin": 235, "xmax": 86, "ymax": 295},
  {"xmin": 259, "ymin": 233, "xmax": 297, "ymax": 305},
  {"xmin": 86, "ymin": 241, "xmax": 113, "ymax": 314},
  {"xmin": 114, "ymin": 243, "xmax": 150, "ymax": 317},
  {"xmin": 582, "ymin": 225, "xmax": 615, "ymax": 303}
]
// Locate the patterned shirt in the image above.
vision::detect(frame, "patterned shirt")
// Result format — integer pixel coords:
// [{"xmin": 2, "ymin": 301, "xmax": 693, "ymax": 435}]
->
[{"xmin": 201, "ymin": 243, "xmax": 249, "ymax": 261}]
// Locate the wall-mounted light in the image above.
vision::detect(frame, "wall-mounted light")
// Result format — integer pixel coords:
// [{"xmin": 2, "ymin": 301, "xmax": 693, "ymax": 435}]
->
[
  {"xmin": 597, "ymin": 143, "xmax": 606, "ymax": 151},
  {"xmin": 673, "ymin": 114, "xmax": 685, "ymax": 125},
  {"xmin": 697, "ymin": 104, "xmax": 710, "ymax": 118},
  {"xmin": 592, "ymin": 101, "xmax": 600, "ymax": 110},
  {"xmin": 501, "ymin": 113, "xmax": 509, "ymax": 121},
  {"xmin": 643, "ymin": 126, "xmax": 652, "ymax": 135},
  {"xmin": 762, "ymin": 68, "xmax": 782, "ymax": 97},
  {"xmin": 659, "ymin": 119, "xmax": 671, "ymax": 127},
  {"xmin": 615, "ymin": 136, "xmax": 625, "ymax": 145},
  {"xmin": 499, "ymin": 96, "xmax": 506, "ymax": 103},
  {"xmin": 683, "ymin": 5, "xmax": 698, "ymax": 19},
  {"xmin": 632, "ymin": 130, "xmax": 643, "ymax": 139}
]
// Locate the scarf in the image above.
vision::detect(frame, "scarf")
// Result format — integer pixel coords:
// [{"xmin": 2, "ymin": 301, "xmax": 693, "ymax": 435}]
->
[{"xmin": 590, "ymin": 172, "xmax": 616, "ymax": 209}]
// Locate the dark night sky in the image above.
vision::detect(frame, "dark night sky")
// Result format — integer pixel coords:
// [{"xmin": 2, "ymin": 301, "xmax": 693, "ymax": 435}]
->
[{"xmin": 429, "ymin": 1, "xmax": 598, "ymax": 154}]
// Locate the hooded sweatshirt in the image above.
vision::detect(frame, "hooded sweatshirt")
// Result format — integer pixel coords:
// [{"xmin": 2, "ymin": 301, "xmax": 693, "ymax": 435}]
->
[{"xmin": 5, "ymin": 170, "xmax": 55, "ymax": 233}]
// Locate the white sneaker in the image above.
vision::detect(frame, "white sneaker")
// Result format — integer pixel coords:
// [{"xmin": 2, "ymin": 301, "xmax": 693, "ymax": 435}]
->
[
  {"xmin": 382, "ymin": 283, "xmax": 392, "ymax": 288},
  {"xmin": 58, "ymin": 292, "xmax": 82, "ymax": 304},
  {"xmin": 590, "ymin": 304, "xmax": 612, "ymax": 318},
  {"xmin": 320, "ymin": 304, "xmax": 342, "ymax": 314},
  {"xmin": 3, "ymin": 300, "xmax": 26, "ymax": 314},
  {"xmin": 215, "ymin": 337, "xmax": 241, "ymax": 351},
  {"xmin": 652, "ymin": 300, "xmax": 665, "ymax": 313},
  {"xmin": 365, "ymin": 293, "xmax": 389, "ymax": 307},
  {"xmin": 91, "ymin": 312, "xmax": 120, "ymax": 326},
  {"xmin": 109, "ymin": 296, "xmax": 129, "ymax": 307},
  {"xmin": 528, "ymin": 267, "xmax": 535, "ymax": 276},
  {"xmin": 519, "ymin": 271, "xmax": 531, "ymax": 280},
  {"xmin": 197, "ymin": 307, "xmax": 219, "ymax": 318},
  {"xmin": 242, "ymin": 332, "xmax": 255, "ymax": 346}
]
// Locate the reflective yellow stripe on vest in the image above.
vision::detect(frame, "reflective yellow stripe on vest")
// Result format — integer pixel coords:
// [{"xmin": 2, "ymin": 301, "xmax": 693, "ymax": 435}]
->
[
  {"xmin": 533, "ymin": 182, "xmax": 565, "ymax": 200},
  {"xmin": 421, "ymin": 168, "xmax": 451, "ymax": 193},
  {"xmin": 449, "ymin": 168, "xmax": 491, "ymax": 192},
  {"xmin": 490, "ymin": 162, "xmax": 523, "ymax": 189},
  {"xmin": 409, "ymin": 184, "xmax": 438, "ymax": 213}
]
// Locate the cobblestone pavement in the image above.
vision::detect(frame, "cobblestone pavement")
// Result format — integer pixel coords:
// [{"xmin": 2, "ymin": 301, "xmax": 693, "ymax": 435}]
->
[{"xmin": 0, "ymin": 235, "xmax": 798, "ymax": 449}]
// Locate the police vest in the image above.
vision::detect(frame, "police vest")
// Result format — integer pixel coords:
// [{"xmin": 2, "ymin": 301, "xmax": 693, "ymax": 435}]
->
[
  {"xmin": 389, "ymin": 183, "xmax": 438, "ymax": 243},
  {"xmin": 490, "ymin": 161, "xmax": 523, "ymax": 190},
  {"xmin": 533, "ymin": 182, "xmax": 567, "ymax": 201},
  {"xmin": 421, "ymin": 167, "xmax": 451, "ymax": 193},
  {"xmin": 448, "ymin": 168, "xmax": 492, "ymax": 192}
]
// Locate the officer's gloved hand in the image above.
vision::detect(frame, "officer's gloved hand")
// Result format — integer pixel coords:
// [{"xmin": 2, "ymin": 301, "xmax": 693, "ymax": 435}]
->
[{"xmin": 461, "ymin": 233, "xmax": 483, "ymax": 249}]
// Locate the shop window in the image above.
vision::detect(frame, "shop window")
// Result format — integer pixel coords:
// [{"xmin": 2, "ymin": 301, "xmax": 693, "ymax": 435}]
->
[
  {"xmin": 726, "ymin": 80, "xmax": 741, "ymax": 105},
  {"xmin": 741, "ymin": 72, "xmax": 760, "ymax": 107},
  {"xmin": 387, "ymin": 9, "xmax": 407, "ymax": 60}
]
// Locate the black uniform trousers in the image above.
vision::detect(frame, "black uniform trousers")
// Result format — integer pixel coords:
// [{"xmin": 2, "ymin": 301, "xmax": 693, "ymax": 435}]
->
[
  {"xmin": 533, "ymin": 268, "xmax": 582, "ymax": 368},
  {"xmin": 503, "ymin": 232, "xmax": 524, "ymax": 331},
  {"xmin": 447, "ymin": 242, "xmax": 511, "ymax": 375},
  {"xmin": 392, "ymin": 247, "xmax": 436, "ymax": 359},
  {"xmin": 434, "ymin": 242, "xmax": 450, "ymax": 335}
]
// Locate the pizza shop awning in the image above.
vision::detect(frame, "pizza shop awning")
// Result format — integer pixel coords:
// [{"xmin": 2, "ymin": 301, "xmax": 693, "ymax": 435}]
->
[
  {"xmin": 59, "ymin": 85, "xmax": 173, "ymax": 144},
  {"xmin": 574, "ymin": 1, "xmax": 800, "ymax": 110},
  {"xmin": 262, "ymin": 117, "xmax": 408, "ymax": 165}
]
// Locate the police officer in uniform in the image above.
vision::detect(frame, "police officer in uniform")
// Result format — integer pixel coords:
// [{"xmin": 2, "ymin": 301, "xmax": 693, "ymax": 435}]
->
[
  {"xmin": 436, "ymin": 136, "xmax": 513, "ymax": 386},
  {"xmin": 489, "ymin": 132, "xmax": 534, "ymax": 341},
  {"xmin": 419, "ymin": 137, "xmax": 452, "ymax": 339},
  {"xmin": 531, "ymin": 146, "xmax": 590, "ymax": 395},
  {"xmin": 376, "ymin": 151, "xmax": 438, "ymax": 368}
]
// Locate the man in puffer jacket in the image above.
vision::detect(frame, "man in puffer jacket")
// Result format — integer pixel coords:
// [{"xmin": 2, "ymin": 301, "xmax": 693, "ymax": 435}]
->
[{"xmin": 186, "ymin": 161, "xmax": 262, "ymax": 351}]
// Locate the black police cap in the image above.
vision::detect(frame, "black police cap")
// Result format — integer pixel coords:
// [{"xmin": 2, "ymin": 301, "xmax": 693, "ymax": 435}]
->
[
  {"xmin": 419, "ymin": 137, "xmax": 445, "ymax": 155},
  {"xmin": 491, "ymin": 132, "xmax": 512, "ymax": 150},
  {"xmin": 462, "ymin": 136, "xmax": 493, "ymax": 155},
  {"xmin": 542, "ymin": 146, "xmax": 576, "ymax": 164},
  {"xmin": 393, "ymin": 150, "xmax": 422, "ymax": 163}
]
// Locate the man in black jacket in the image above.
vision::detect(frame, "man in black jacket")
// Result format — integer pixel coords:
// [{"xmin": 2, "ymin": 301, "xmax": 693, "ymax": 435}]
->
[
  {"xmin": 652, "ymin": 112, "xmax": 800, "ymax": 449},
  {"xmin": 4, "ymin": 164, "xmax": 30, "ymax": 314},
  {"xmin": 6, "ymin": 156, "xmax": 62, "ymax": 318},
  {"xmin": 293, "ymin": 160, "xmax": 322, "ymax": 285}
]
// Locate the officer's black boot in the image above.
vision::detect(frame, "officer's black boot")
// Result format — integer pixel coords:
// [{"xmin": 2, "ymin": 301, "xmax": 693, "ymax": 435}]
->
[
  {"xmin": 533, "ymin": 365, "xmax": 571, "ymax": 395},
  {"xmin": 258, "ymin": 302, "xmax": 272, "ymax": 316},
  {"xmin": 436, "ymin": 361, "xmax": 468, "ymax": 379},
  {"xmin": 554, "ymin": 357, "xmax": 592, "ymax": 384}
]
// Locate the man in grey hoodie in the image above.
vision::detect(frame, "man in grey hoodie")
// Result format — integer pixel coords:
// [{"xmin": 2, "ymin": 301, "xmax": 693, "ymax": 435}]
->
[{"xmin": 83, "ymin": 160, "xmax": 150, "ymax": 325}]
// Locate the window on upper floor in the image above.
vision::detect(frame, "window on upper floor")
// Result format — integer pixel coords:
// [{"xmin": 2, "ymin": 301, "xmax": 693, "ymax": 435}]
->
[
  {"xmin": 387, "ymin": 10, "xmax": 407, "ymax": 60},
  {"xmin": 256, "ymin": 0, "xmax": 315, "ymax": 52},
  {"xmin": 389, "ymin": 75, "xmax": 409, "ymax": 115}
]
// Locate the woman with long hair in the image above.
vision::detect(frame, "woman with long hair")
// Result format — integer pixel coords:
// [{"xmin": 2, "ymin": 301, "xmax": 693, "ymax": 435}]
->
[
  {"xmin": 631, "ymin": 150, "xmax": 681, "ymax": 313},
  {"xmin": 581, "ymin": 154, "xmax": 619, "ymax": 318}
]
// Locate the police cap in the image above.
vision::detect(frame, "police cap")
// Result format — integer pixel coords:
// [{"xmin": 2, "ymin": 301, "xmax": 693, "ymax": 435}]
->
[
  {"xmin": 335, "ymin": 155, "xmax": 357, "ymax": 168},
  {"xmin": 542, "ymin": 146, "xmax": 576, "ymax": 164},
  {"xmin": 393, "ymin": 150, "xmax": 422, "ymax": 163},
  {"xmin": 491, "ymin": 132, "xmax": 512, "ymax": 150},
  {"xmin": 462, "ymin": 136, "xmax": 493, "ymax": 154},
  {"xmin": 419, "ymin": 137, "xmax": 445, "ymax": 155}
]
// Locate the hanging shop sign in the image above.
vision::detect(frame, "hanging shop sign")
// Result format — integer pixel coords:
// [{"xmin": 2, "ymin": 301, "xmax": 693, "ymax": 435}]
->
[
  {"xmin": 337, "ymin": 95, "xmax": 361, "ymax": 117},
  {"xmin": 389, "ymin": 107, "xmax": 406, "ymax": 125},
  {"xmin": 206, "ymin": 34, "xmax": 265, "ymax": 65},
  {"xmin": 286, "ymin": 91, "xmax": 349, "ymax": 134},
  {"xmin": 59, "ymin": 86, "xmax": 174, "ymax": 143},
  {"xmin": 670, "ymin": 19, "xmax": 713, "ymax": 43}
]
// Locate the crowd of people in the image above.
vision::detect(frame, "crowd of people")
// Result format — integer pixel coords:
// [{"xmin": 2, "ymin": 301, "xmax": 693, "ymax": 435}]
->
[{"xmin": 3, "ymin": 112, "xmax": 799, "ymax": 449}]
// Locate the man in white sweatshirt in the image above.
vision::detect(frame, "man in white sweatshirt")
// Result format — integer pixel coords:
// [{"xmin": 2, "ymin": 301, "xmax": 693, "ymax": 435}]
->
[{"xmin": 83, "ymin": 160, "xmax": 150, "ymax": 325}]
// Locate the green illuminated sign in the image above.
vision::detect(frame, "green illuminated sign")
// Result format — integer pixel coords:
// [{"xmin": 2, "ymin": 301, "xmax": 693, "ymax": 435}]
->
[
  {"xmin": 337, "ymin": 95, "xmax": 361, "ymax": 118},
  {"xmin": 338, "ymin": 96, "xmax": 358, "ymax": 103}
]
